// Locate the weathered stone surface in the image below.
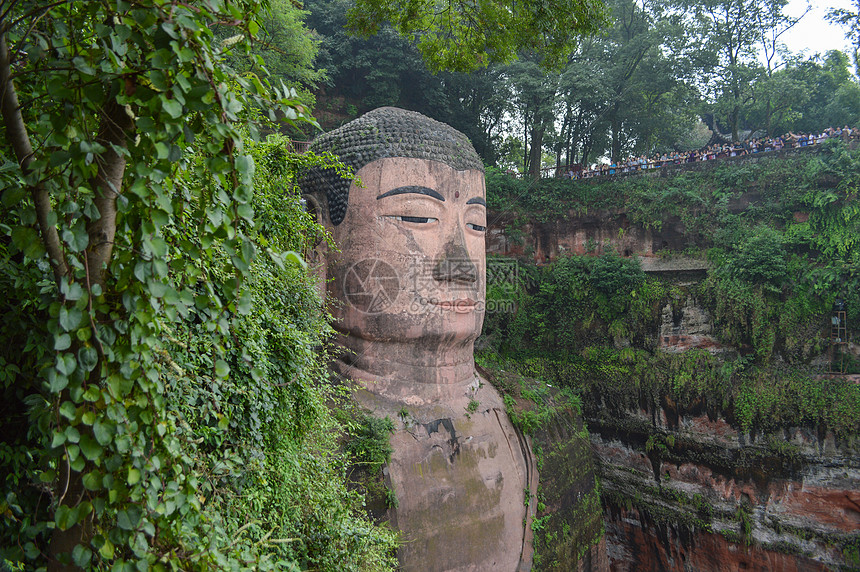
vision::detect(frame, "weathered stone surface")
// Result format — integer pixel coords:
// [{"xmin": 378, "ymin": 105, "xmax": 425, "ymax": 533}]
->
[
  {"xmin": 480, "ymin": 144, "xmax": 859, "ymax": 570},
  {"xmin": 306, "ymin": 109, "xmax": 542, "ymax": 570},
  {"xmin": 587, "ymin": 403, "xmax": 860, "ymax": 571},
  {"xmin": 531, "ymin": 418, "xmax": 608, "ymax": 571},
  {"xmin": 485, "ymin": 210, "xmax": 666, "ymax": 264},
  {"xmin": 659, "ymin": 298, "xmax": 726, "ymax": 353},
  {"xmin": 605, "ymin": 505, "xmax": 837, "ymax": 572},
  {"xmin": 354, "ymin": 380, "xmax": 536, "ymax": 571},
  {"xmin": 477, "ymin": 366, "xmax": 609, "ymax": 571},
  {"xmin": 324, "ymin": 154, "xmax": 535, "ymax": 570},
  {"xmin": 640, "ymin": 257, "xmax": 710, "ymax": 273}
]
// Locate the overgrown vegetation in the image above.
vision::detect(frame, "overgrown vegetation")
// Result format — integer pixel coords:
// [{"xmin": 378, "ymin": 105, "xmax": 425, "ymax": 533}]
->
[
  {"xmin": 481, "ymin": 348, "xmax": 859, "ymax": 438},
  {"xmin": 1, "ymin": 119, "xmax": 396, "ymax": 572},
  {"xmin": 481, "ymin": 141, "xmax": 860, "ymax": 438},
  {"xmin": 477, "ymin": 357, "xmax": 602, "ymax": 571}
]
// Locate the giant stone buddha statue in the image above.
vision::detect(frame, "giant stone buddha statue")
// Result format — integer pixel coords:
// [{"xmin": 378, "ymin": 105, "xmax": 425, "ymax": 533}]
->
[{"xmin": 302, "ymin": 107, "xmax": 536, "ymax": 571}]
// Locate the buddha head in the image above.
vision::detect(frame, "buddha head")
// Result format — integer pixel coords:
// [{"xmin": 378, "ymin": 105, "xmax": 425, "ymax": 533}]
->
[{"xmin": 302, "ymin": 108, "xmax": 486, "ymax": 383}]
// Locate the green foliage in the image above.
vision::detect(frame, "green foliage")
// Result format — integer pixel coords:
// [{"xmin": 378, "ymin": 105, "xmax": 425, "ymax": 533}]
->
[
  {"xmin": 493, "ymin": 253, "xmax": 658, "ymax": 353},
  {"xmin": 481, "ymin": 355, "xmax": 582, "ymax": 436},
  {"xmin": 801, "ymin": 139, "xmax": 860, "ymax": 263},
  {"xmin": 466, "ymin": 398, "xmax": 480, "ymax": 416},
  {"xmin": 310, "ymin": 0, "xmax": 857, "ymax": 169},
  {"xmin": 486, "ymin": 146, "xmax": 817, "ymax": 238},
  {"xmin": 700, "ymin": 242, "xmax": 834, "ymax": 362},
  {"xmin": 343, "ymin": 415, "xmax": 395, "ymax": 469},
  {"xmin": 734, "ymin": 503, "xmax": 754, "ymax": 545},
  {"xmin": 488, "ymin": 143, "xmax": 860, "ymax": 356},
  {"xmin": 479, "ymin": 142, "xmax": 860, "ymax": 445},
  {"xmin": 716, "ymin": 228, "xmax": 788, "ymax": 291},
  {"xmin": 482, "ymin": 348, "xmax": 860, "ymax": 438},
  {"xmin": 0, "ymin": 2, "xmax": 397, "ymax": 567},
  {"xmin": 844, "ymin": 535, "xmax": 860, "ymax": 569},
  {"xmin": 346, "ymin": 0, "xmax": 609, "ymax": 72},
  {"xmin": 590, "ymin": 252, "xmax": 646, "ymax": 296},
  {"xmin": 234, "ymin": 0, "xmax": 326, "ymax": 97}
]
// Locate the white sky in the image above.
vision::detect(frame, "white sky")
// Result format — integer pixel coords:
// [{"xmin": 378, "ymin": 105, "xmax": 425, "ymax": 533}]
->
[{"xmin": 779, "ymin": 0, "xmax": 854, "ymax": 60}]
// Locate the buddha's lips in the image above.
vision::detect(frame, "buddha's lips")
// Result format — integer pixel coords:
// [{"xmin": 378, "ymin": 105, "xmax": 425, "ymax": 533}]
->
[{"xmin": 432, "ymin": 299, "xmax": 477, "ymax": 312}]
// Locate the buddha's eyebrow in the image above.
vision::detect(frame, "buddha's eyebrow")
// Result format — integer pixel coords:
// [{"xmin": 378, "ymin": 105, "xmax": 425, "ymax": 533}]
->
[
  {"xmin": 466, "ymin": 197, "xmax": 486, "ymax": 206},
  {"xmin": 376, "ymin": 186, "xmax": 444, "ymax": 201}
]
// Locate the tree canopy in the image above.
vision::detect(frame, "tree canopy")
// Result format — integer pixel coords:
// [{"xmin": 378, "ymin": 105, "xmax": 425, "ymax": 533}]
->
[
  {"xmin": 346, "ymin": 0, "xmax": 610, "ymax": 72},
  {"xmin": 309, "ymin": 0, "xmax": 860, "ymax": 170}
]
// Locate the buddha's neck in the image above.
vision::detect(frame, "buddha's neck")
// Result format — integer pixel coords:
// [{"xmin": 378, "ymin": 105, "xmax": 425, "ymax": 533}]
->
[{"xmin": 333, "ymin": 332, "xmax": 477, "ymax": 388}]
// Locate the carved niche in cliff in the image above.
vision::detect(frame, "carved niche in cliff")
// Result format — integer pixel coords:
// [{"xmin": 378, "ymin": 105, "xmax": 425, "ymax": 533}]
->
[{"xmin": 302, "ymin": 107, "xmax": 537, "ymax": 571}]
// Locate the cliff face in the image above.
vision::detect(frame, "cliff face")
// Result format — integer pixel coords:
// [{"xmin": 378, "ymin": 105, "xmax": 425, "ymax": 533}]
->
[
  {"xmin": 482, "ymin": 145, "xmax": 860, "ymax": 570},
  {"xmin": 531, "ymin": 286, "xmax": 859, "ymax": 570},
  {"xmin": 486, "ymin": 145, "xmax": 828, "ymax": 266},
  {"xmin": 587, "ymin": 398, "xmax": 859, "ymax": 570},
  {"xmin": 575, "ymin": 291, "xmax": 856, "ymax": 570},
  {"xmin": 478, "ymin": 366, "xmax": 608, "ymax": 571},
  {"xmin": 486, "ymin": 210, "xmax": 671, "ymax": 263}
]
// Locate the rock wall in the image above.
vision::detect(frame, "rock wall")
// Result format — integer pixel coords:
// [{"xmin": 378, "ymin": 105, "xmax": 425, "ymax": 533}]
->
[
  {"xmin": 486, "ymin": 145, "xmax": 830, "ymax": 265},
  {"xmin": 486, "ymin": 210, "xmax": 674, "ymax": 264},
  {"xmin": 478, "ymin": 366, "xmax": 608, "ymax": 571},
  {"xmin": 585, "ymin": 400, "xmax": 860, "ymax": 571},
  {"xmin": 482, "ymin": 144, "xmax": 860, "ymax": 570},
  {"xmin": 531, "ymin": 416, "xmax": 608, "ymax": 571},
  {"xmin": 659, "ymin": 297, "xmax": 725, "ymax": 353}
]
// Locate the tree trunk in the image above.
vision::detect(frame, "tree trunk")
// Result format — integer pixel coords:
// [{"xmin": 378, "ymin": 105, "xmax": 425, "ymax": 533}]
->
[
  {"xmin": 730, "ymin": 106, "xmax": 739, "ymax": 142},
  {"xmin": 610, "ymin": 100, "xmax": 623, "ymax": 163},
  {"xmin": 765, "ymin": 99, "xmax": 773, "ymax": 137},
  {"xmin": 47, "ymin": 96, "xmax": 132, "ymax": 572},
  {"xmin": 528, "ymin": 124, "xmax": 545, "ymax": 179},
  {"xmin": 0, "ymin": 30, "xmax": 69, "ymax": 285},
  {"xmin": 86, "ymin": 98, "xmax": 133, "ymax": 289}
]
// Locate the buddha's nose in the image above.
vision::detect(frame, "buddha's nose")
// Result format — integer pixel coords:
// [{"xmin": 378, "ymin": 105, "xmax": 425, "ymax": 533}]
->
[{"xmin": 432, "ymin": 240, "xmax": 478, "ymax": 283}]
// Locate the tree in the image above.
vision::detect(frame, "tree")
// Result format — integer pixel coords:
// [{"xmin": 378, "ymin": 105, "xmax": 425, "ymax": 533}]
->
[
  {"xmin": 230, "ymin": 0, "xmax": 328, "ymax": 108},
  {"xmin": 785, "ymin": 51, "xmax": 860, "ymax": 133},
  {"xmin": 507, "ymin": 0, "xmax": 691, "ymax": 169},
  {"xmin": 508, "ymin": 56, "xmax": 561, "ymax": 177},
  {"xmin": 754, "ymin": 0, "xmax": 809, "ymax": 135},
  {"xmin": 599, "ymin": 0, "xmax": 666, "ymax": 162},
  {"xmin": 306, "ymin": 0, "xmax": 518, "ymax": 163},
  {"xmin": 679, "ymin": 0, "xmax": 768, "ymax": 140},
  {"xmin": 0, "ymin": 0, "xmax": 328, "ymax": 568},
  {"xmin": 307, "ymin": 0, "xmax": 440, "ymax": 111},
  {"xmin": 433, "ymin": 67, "xmax": 515, "ymax": 166},
  {"xmin": 828, "ymin": 0, "xmax": 860, "ymax": 74},
  {"xmin": 748, "ymin": 69, "xmax": 809, "ymax": 136},
  {"xmin": 347, "ymin": 0, "xmax": 610, "ymax": 72}
]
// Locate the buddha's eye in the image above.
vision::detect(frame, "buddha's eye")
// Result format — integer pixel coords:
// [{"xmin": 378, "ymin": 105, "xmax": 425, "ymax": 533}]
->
[
  {"xmin": 388, "ymin": 215, "xmax": 437, "ymax": 224},
  {"xmin": 466, "ymin": 223, "xmax": 486, "ymax": 232}
]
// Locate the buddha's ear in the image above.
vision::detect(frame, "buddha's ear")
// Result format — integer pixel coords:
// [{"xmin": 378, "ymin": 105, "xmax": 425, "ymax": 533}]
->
[
  {"xmin": 303, "ymin": 193, "xmax": 326, "ymax": 229},
  {"xmin": 303, "ymin": 193, "xmax": 328, "ymax": 301}
]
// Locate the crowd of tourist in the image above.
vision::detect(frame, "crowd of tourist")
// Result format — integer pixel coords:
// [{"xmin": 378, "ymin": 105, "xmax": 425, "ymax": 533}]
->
[{"xmin": 557, "ymin": 126, "xmax": 860, "ymax": 179}]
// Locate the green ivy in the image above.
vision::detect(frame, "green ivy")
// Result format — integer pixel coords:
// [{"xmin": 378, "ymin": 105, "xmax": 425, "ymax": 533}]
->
[{"xmin": 0, "ymin": 1, "xmax": 397, "ymax": 564}]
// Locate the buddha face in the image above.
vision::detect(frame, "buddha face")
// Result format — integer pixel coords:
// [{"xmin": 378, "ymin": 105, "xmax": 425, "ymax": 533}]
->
[{"xmin": 326, "ymin": 157, "xmax": 487, "ymax": 348}]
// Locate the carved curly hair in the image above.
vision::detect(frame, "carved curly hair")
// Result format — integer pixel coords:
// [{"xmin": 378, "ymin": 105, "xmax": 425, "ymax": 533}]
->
[{"xmin": 300, "ymin": 107, "xmax": 483, "ymax": 226}]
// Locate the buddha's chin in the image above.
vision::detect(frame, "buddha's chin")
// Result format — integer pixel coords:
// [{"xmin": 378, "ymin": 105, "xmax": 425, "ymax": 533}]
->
[
  {"xmin": 333, "ymin": 303, "xmax": 483, "ymax": 344},
  {"xmin": 335, "ymin": 312, "xmax": 482, "ymax": 348}
]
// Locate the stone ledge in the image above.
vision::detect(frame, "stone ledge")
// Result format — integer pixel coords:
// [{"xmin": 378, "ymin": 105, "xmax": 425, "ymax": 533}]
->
[{"xmin": 640, "ymin": 256, "xmax": 710, "ymax": 273}]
